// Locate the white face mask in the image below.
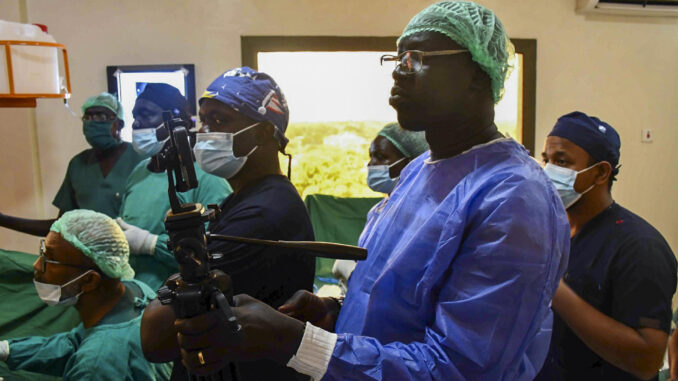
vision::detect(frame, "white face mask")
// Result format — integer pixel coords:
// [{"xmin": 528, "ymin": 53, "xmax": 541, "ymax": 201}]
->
[
  {"xmin": 33, "ymin": 270, "xmax": 92, "ymax": 306},
  {"xmin": 132, "ymin": 126, "xmax": 169, "ymax": 158},
  {"xmin": 193, "ymin": 123, "xmax": 259, "ymax": 179},
  {"xmin": 543, "ymin": 163, "xmax": 597, "ymax": 209},
  {"xmin": 367, "ymin": 158, "xmax": 406, "ymax": 194}
]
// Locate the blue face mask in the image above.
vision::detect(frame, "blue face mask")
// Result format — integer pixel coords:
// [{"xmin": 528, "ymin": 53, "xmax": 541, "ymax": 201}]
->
[
  {"xmin": 543, "ymin": 163, "xmax": 596, "ymax": 209},
  {"xmin": 82, "ymin": 121, "xmax": 119, "ymax": 150},
  {"xmin": 193, "ymin": 123, "xmax": 259, "ymax": 179},
  {"xmin": 367, "ymin": 158, "xmax": 406, "ymax": 194},
  {"xmin": 132, "ymin": 127, "xmax": 168, "ymax": 157}
]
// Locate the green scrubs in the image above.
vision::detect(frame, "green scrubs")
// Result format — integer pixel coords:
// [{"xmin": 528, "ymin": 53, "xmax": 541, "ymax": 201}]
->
[
  {"xmin": 53, "ymin": 143, "xmax": 145, "ymax": 218},
  {"xmin": 5, "ymin": 280, "xmax": 171, "ymax": 381},
  {"xmin": 0, "ymin": 249, "xmax": 79, "ymax": 381},
  {"xmin": 119, "ymin": 158, "xmax": 232, "ymax": 290}
]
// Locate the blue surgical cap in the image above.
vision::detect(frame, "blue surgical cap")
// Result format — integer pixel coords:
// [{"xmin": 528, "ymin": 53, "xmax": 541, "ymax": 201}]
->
[
  {"xmin": 548, "ymin": 111, "xmax": 621, "ymax": 176},
  {"xmin": 201, "ymin": 67, "xmax": 289, "ymax": 148},
  {"xmin": 137, "ymin": 83, "xmax": 192, "ymax": 123}
]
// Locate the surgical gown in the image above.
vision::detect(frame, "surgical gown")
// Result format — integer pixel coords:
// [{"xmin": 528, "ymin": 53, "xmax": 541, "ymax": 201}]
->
[
  {"xmin": 5, "ymin": 279, "xmax": 171, "ymax": 380},
  {"xmin": 119, "ymin": 159, "xmax": 232, "ymax": 289},
  {"xmin": 53, "ymin": 142, "xmax": 145, "ymax": 218},
  {"xmin": 327, "ymin": 139, "xmax": 570, "ymax": 381}
]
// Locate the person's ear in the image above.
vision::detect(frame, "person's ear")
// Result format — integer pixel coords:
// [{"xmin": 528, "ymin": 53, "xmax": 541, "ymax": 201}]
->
[
  {"xmin": 389, "ymin": 157, "xmax": 410, "ymax": 178},
  {"xmin": 110, "ymin": 119, "xmax": 123, "ymax": 141},
  {"xmin": 594, "ymin": 161, "xmax": 612, "ymax": 186},
  {"xmin": 254, "ymin": 122, "xmax": 275, "ymax": 146},
  {"xmin": 469, "ymin": 65, "xmax": 492, "ymax": 97},
  {"xmin": 79, "ymin": 271, "xmax": 102, "ymax": 293}
]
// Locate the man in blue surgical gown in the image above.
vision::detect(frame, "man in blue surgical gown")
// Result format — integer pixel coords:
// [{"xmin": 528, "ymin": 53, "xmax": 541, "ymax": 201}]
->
[{"xmin": 172, "ymin": 2, "xmax": 570, "ymax": 380}]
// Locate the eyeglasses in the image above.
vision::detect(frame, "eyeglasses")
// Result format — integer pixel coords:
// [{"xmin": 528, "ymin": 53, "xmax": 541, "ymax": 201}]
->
[
  {"xmin": 380, "ymin": 49, "xmax": 469, "ymax": 74},
  {"xmin": 38, "ymin": 239, "xmax": 93, "ymax": 273},
  {"xmin": 82, "ymin": 112, "xmax": 116, "ymax": 122}
]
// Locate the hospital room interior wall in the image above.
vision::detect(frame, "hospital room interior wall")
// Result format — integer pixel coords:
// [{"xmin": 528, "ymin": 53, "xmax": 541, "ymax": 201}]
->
[
  {"xmin": 0, "ymin": 0, "xmax": 49, "ymax": 253},
  {"xmin": 0, "ymin": 0, "xmax": 676, "ymax": 263}
]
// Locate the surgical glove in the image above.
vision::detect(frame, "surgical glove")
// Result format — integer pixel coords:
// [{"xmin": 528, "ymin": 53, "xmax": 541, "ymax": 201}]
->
[
  {"xmin": 116, "ymin": 218, "xmax": 157, "ymax": 255},
  {"xmin": 332, "ymin": 260, "xmax": 357, "ymax": 284},
  {"xmin": 0, "ymin": 340, "xmax": 8, "ymax": 361}
]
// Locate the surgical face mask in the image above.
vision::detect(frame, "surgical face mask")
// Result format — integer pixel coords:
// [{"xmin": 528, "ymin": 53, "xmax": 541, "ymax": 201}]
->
[
  {"xmin": 193, "ymin": 123, "xmax": 259, "ymax": 179},
  {"xmin": 367, "ymin": 158, "xmax": 406, "ymax": 194},
  {"xmin": 132, "ymin": 127, "xmax": 168, "ymax": 157},
  {"xmin": 33, "ymin": 270, "xmax": 92, "ymax": 306},
  {"xmin": 82, "ymin": 120, "xmax": 119, "ymax": 150},
  {"xmin": 543, "ymin": 163, "xmax": 597, "ymax": 209}
]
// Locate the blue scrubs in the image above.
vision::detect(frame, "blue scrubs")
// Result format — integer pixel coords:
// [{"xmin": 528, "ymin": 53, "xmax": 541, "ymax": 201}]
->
[{"xmin": 327, "ymin": 139, "xmax": 570, "ymax": 381}]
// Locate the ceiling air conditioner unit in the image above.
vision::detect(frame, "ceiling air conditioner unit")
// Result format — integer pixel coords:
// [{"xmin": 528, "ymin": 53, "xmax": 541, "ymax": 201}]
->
[{"xmin": 577, "ymin": 0, "xmax": 678, "ymax": 16}]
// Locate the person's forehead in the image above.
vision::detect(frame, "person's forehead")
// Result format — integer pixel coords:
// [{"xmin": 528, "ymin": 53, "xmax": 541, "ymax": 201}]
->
[
  {"xmin": 371, "ymin": 136, "xmax": 401, "ymax": 156},
  {"xmin": 44, "ymin": 231, "xmax": 85, "ymax": 263},
  {"xmin": 398, "ymin": 31, "xmax": 464, "ymax": 52},
  {"xmin": 545, "ymin": 136, "xmax": 590, "ymax": 159},
  {"xmin": 199, "ymin": 99, "xmax": 253, "ymax": 122},
  {"xmin": 84, "ymin": 106, "xmax": 114, "ymax": 115},
  {"xmin": 133, "ymin": 98, "xmax": 162, "ymax": 113},
  {"xmin": 199, "ymin": 98, "xmax": 230, "ymax": 115}
]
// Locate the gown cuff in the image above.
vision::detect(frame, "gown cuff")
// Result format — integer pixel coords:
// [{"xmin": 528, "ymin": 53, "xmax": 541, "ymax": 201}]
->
[
  {"xmin": 286, "ymin": 322, "xmax": 337, "ymax": 380},
  {"xmin": 0, "ymin": 340, "xmax": 8, "ymax": 361}
]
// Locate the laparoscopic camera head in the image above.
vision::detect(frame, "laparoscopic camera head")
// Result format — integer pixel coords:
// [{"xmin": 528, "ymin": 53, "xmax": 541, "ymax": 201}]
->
[{"xmin": 155, "ymin": 110, "xmax": 199, "ymax": 212}]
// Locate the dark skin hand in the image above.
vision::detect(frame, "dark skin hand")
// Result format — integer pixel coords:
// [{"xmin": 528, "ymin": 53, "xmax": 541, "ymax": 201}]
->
[
  {"xmin": 368, "ymin": 135, "xmax": 408, "ymax": 178},
  {"xmin": 0, "ymin": 107, "xmax": 123, "ymax": 237},
  {"xmin": 175, "ymin": 294, "xmax": 305, "ymax": 376},
  {"xmin": 141, "ymin": 298, "xmax": 178, "ymax": 362},
  {"xmin": 142, "ymin": 270, "xmax": 309, "ymax": 375},
  {"xmin": 173, "ymin": 286, "xmax": 341, "ymax": 376},
  {"xmin": 278, "ymin": 290, "xmax": 341, "ymax": 332},
  {"xmin": 142, "ymin": 286, "xmax": 341, "ymax": 366},
  {"xmin": 543, "ymin": 137, "xmax": 667, "ymax": 379},
  {"xmin": 140, "ymin": 270, "xmax": 233, "ymax": 363}
]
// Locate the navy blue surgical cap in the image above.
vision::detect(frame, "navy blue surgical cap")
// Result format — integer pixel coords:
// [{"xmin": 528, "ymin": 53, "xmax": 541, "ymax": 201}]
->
[
  {"xmin": 137, "ymin": 83, "xmax": 192, "ymax": 123},
  {"xmin": 201, "ymin": 67, "xmax": 289, "ymax": 149},
  {"xmin": 548, "ymin": 111, "xmax": 621, "ymax": 177}
]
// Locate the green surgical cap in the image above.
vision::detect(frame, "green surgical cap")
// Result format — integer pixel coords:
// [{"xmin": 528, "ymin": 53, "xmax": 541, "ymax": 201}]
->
[
  {"xmin": 81, "ymin": 92, "xmax": 124, "ymax": 120},
  {"xmin": 378, "ymin": 122, "xmax": 429, "ymax": 158},
  {"xmin": 399, "ymin": 1, "xmax": 515, "ymax": 103},
  {"xmin": 50, "ymin": 210, "xmax": 134, "ymax": 280}
]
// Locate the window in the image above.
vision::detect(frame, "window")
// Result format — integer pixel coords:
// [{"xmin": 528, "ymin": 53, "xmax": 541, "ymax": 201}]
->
[
  {"xmin": 242, "ymin": 37, "xmax": 536, "ymax": 198},
  {"xmin": 106, "ymin": 64, "xmax": 196, "ymax": 141}
]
